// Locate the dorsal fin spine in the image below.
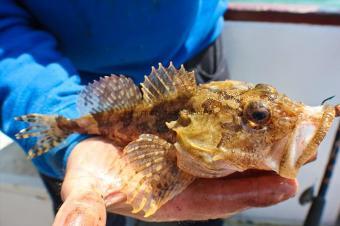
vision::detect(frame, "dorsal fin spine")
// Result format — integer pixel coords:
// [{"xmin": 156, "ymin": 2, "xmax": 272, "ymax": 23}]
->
[
  {"xmin": 155, "ymin": 66, "xmax": 171, "ymax": 92},
  {"xmin": 77, "ymin": 74, "xmax": 142, "ymax": 115},
  {"xmin": 140, "ymin": 62, "xmax": 196, "ymax": 104},
  {"xmin": 146, "ymin": 71, "xmax": 162, "ymax": 96},
  {"xmin": 141, "ymin": 76, "xmax": 157, "ymax": 100}
]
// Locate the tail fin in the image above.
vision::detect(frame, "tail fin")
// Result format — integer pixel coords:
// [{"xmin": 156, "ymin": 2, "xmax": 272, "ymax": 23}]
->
[{"xmin": 15, "ymin": 114, "xmax": 71, "ymax": 159}]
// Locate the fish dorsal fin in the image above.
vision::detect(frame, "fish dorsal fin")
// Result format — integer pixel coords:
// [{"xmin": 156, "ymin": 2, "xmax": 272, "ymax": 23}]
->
[
  {"xmin": 141, "ymin": 62, "xmax": 196, "ymax": 104},
  {"xmin": 77, "ymin": 75, "xmax": 142, "ymax": 115}
]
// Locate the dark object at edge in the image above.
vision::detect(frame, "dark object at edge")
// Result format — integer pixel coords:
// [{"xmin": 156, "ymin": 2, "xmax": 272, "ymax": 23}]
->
[
  {"xmin": 299, "ymin": 186, "xmax": 314, "ymax": 205},
  {"xmin": 303, "ymin": 123, "xmax": 340, "ymax": 226}
]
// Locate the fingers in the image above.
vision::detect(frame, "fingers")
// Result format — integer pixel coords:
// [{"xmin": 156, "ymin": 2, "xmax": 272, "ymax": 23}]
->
[
  {"xmin": 53, "ymin": 191, "xmax": 107, "ymax": 226},
  {"xmin": 60, "ymin": 137, "xmax": 298, "ymax": 223},
  {"xmin": 155, "ymin": 172, "xmax": 297, "ymax": 221},
  {"xmin": 108, "ymin": 172, "xmax": 297, "ymax": 222}
]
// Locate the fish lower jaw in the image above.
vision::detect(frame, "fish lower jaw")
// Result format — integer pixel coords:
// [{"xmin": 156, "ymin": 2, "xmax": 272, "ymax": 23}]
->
[{"xmin": 278, "ymin": 105, "xmax": 335, "ymax": 178}]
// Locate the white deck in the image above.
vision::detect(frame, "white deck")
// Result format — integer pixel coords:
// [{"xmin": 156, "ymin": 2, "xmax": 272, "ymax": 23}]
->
[{"xmin": 1, "ymin": 21, "xmax": 339, "ymax": 226}]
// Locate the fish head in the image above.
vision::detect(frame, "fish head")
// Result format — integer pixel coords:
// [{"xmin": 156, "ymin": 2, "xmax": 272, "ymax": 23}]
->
[{"xmin": 167, "ymin": 81, "xmax": 337, "ymax": 178}]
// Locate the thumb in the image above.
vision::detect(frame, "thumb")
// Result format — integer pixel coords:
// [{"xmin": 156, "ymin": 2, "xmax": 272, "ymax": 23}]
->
[
  {"xmin": 52, "ymin": 137, "xmax": 122, "ymax": 226},
  {"xmin": 53, "ymin": 190, "xmax": 106, "ymax": 226}
]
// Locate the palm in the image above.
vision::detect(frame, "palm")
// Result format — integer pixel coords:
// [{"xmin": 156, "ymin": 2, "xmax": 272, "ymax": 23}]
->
[{"xmin": 53, "ymin": 137, "xmax": 297, "ymax": 226}]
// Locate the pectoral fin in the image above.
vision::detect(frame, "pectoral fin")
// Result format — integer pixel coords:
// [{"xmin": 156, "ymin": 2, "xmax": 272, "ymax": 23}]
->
[{"xmin": 120, "ymin": 134, "xmax": 195, "ymax": 217}]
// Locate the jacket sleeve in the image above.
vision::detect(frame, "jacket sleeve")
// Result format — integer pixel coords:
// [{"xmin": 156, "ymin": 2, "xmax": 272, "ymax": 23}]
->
[{"xmin": 0, "ymin": 0, "xmax": 88, "ymax": 179}]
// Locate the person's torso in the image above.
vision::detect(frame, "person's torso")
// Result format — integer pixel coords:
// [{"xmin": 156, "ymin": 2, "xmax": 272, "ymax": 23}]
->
[{"xmin": 20, "ymin": 0, "xmax": 227, "ymax": 81}]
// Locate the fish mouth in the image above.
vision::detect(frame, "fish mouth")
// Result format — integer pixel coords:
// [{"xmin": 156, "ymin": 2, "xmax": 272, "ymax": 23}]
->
[{"xmin": 274, "ymin": 105, "xmax": 336, "ymax": 178}]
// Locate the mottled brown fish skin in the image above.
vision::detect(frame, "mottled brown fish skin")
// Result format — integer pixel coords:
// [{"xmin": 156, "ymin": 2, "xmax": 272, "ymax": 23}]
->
[
  {"xmin": 70, "ymin": 94, "xmax": 193, "ymax": 147},
  {"xmin": 54, "ymin": 77, "xmax": 336, "ymax": 181},
  {"xmin": 67, "ymin": 80, "xmax": 296, "ymax": 156}
]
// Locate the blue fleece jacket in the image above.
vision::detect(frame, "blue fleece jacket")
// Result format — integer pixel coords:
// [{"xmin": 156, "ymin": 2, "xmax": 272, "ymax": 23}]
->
[{"xmin": 0, "ymin": 0, "xmax": 227, "ymax": 179}]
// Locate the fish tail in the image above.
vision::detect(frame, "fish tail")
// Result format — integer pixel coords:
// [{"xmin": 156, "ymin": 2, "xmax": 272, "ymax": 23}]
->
[{"xmin": 15, "ymin": 114, "xmax": 71, "ymax": 159}]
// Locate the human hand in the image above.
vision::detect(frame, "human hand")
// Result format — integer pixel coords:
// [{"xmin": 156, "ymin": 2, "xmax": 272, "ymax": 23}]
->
[{"xmin": 52, "ymin": 137, "xmax": 297, "ymax": 226}]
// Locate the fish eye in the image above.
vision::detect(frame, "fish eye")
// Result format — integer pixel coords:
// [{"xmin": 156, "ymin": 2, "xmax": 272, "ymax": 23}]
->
[
  {"xmin": 255, "ymin": 83, "xmax": 276, "ymax": 93},
  {"xmin": 244, "ymin": 101, "xmax": 271, "ymax": 125}
]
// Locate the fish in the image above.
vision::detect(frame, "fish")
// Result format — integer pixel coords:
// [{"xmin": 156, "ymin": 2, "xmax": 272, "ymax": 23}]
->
[{"xmin": 15, "ymin": 62, "xmax": 339, "ymax": 217}]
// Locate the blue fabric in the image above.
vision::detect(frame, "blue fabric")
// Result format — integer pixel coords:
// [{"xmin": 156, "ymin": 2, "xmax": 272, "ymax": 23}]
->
[{"xmin": 0, "ymin": 0, "xmax": 227, "ymax": 179}]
